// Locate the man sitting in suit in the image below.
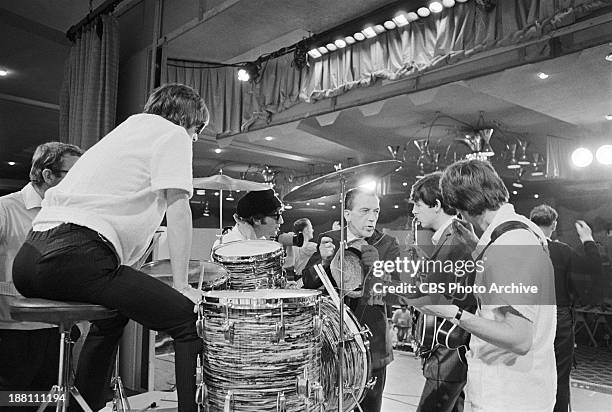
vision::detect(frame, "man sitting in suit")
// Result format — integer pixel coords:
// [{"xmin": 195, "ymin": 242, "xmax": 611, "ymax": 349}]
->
[
  {"xmin": 302, "ymin": 187, "xmax": 400, "ymax": 412},
  {"xmin": 530, "ymin": 204, "xmax": 602, "ymax": 412}
]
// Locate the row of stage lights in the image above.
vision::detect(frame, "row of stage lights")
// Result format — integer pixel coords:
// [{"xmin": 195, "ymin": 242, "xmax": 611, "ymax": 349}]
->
[
  {"xmin": 307, "ymin": 0, "xmax": 468, "ymax": 59},
  {"xmin": 571, "ymin": 145, "xmax": 612, "ymax": 168}
]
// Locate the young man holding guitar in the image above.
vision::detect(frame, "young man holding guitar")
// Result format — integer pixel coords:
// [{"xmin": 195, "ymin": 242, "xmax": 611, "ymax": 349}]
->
[{"xmin": 409, "ymin": 172, "xmax": 477, "ymax": 412}]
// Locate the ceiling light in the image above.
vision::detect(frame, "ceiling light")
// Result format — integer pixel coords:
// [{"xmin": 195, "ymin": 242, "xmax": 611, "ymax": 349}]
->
[
  {"xmin": 362, "ymin": 26, "xmax": 377, "ymax": 38},
  {"xmin": 429, "ymin": 2, "xmax": 444, "ymax": 13},
  {"xmin": 402, "ymin": 181, "xmax": 408, "ymax": 187},
  {"xmin": 605, "ymin": 114, "xmax": 612, "ymax": 120},
  {"xmin": 308, "ymin": 49, "xmax": 322, "ymax": 59},
  {"xmin": 344, "ymin": 36, "xmax": 356, "ymax": 44},
  {"xmin": 0, "ymin": 69, "xmax": 8, "ymax": 77},
  {"xmin": 196, "ymin": 189, "xmax": 206, "ymax": 195},
  {"xmin": 359, "ymin": 180, "xmax": 377, "ymax": 191},
  {"xmin": 326, "ymin": 43, "xmax": 337, "ymax": 52},
  {"xmin": 512, "ymin": 190, "xmax": 518, "ymax": 195},
  {"xmin": 456, "ymin": 0, "xmax": 469, "ymax": 3},
  {"xmin": 596, "ymin": 145, "xmax": 612, "ymax": 165},
  {"xmin": 406, "ymin": 12, "xmax": 419, "ymax": 21},
  {"xmin": 605, "ymin": 53, "xmax": 612, "ymax": 62},
  {"xmin": 534, "ymin": 194, "xmax": 539, "ymax": 199},
  {"xmin": 512, "ymin": 181, "xmax": 524, "ymax": 188},
  {"xmin": 214, "ymin": 148, "xmax": 222, "ymax": 154},
  {"xmin": 571, "ymin": 147, "xmax": 593, "ymax": 167},
  {"xmin": 417, "ymin": 7, "xmax": 431, "ymax": 17},
  {"xmin": 202, "ymin": 201, "xmax": 210, "ymax": 217},
  {"xmin": 225, "ymin": 191, "xmax": 235, "ymax": 201},
  {"xmin": 7, "ymin": 161, "xmax": 16, "ymax": 166},
  {"xmin": 237, "ymin": 61, "xmax": 260, "ymax": 82},
  {"xmin": 317, "ymin": 202, "xmax": 325, "ymax": 206},
  {"xmin": 353, "ymin": 32, "xmax": 366, "ymax": 41},
  {"xmin": 442, "ymin": 0, "xmax": 456, "ymax": 7},
  {"xmin": 331, "ymin": 205, "xmax": 337, "ymax": 209},
  {"xmin": 214, "ymin": 191, "xmax": 219, "ymax": 196},
  {"xmin": 334, "ymin": 39, "xmax": 347, "ymax": 48},
  {"xmin": 394, "ymin": 205, "xmax": 399, "ymax": 209},
  {"xmin": 537, "ymin": 72, "xmax": 549, "ymax": 80},
  {"xmin": 306, "ymin": 202, "xmax": 311, "ymax": 206},
  {"xmin": 317, "ymin": 46, "xmax": 329, "ymax": 54},
  {"xmin": 392, "ymin": 14, "xmax": 409, "ymax": 27},
  {"xmin": 264, "ymin": 136, "xmax": 274, "ymax": 141},
  {"xmin": 285, "ymin": 204, "xmax": 293, "ymax": 210},
  {"xmin": 383, "ymin": 20, "xmax": 397, "ymax": 30}
]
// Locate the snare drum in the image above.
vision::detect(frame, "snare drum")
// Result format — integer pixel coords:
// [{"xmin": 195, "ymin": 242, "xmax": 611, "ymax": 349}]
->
[
  {"xmin": 140, "ymin": 259, "xmax": 228, "ymax": 290},
  {"xmin": 212, "ymin": 240, "xmax": 285, "ymax": 290},
  {"xmin": 198, "ymin": 289, "xmax": 323, "ymax": 411},
  {"xmin": 320, "ymin": 297, "xmax": 371, "ymax": 412}
]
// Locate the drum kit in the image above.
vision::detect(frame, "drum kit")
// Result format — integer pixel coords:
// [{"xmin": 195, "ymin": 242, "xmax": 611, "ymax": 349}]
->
[{"xmin": 141, "ymin": 160, "xmax": 402, "ymax": 412}]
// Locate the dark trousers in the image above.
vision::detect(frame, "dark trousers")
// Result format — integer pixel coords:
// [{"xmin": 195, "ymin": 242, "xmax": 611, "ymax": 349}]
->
[
  {"xmin": 360, "ymin": 366, "xmax": 386, "ymax": 412},
  {"xmin": 554, "ymin": 307, "xmax": 574, "ymax": 412},
  {"xmin": 12, "ymin": 224, "xmax": 202, "ymax": 412},
  {"xmin": 417, "ymin": 346, "xmax": 466, "ymax": 412},
  {"xmin": 0, "ymin": 327, "xmax": 60, "ymax": 412}
]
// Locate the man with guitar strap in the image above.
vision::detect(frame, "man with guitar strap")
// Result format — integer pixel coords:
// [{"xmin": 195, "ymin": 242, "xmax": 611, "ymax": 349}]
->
[
  {"xmin": 419, "ymin": 159, "xmax": 557, "ymax": 412},
  {"xmin": 409, "ymin": 172, "xmax": 477, "ymax": 412}
]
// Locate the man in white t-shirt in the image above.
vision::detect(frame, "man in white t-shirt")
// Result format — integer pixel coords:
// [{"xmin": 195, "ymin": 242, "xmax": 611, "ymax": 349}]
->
[
  {"xmin": 420, "ymin": 159, "xmax": 557, "ymax": 412},
  {"xmin": 12, "ymin": 83, "xmax": 209, "ymax": 412}
]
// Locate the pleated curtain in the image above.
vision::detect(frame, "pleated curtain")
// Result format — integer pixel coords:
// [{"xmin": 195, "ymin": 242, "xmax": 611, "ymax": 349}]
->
[{"xmin": 59, "ymin": 14, "xmax": 120, "ymax": 150}]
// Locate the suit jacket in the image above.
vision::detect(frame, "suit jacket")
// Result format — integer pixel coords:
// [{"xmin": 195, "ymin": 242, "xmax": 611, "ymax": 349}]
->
[{"xmin": 302, "ymin": 228, "xmax": 400, "ymax": 369}]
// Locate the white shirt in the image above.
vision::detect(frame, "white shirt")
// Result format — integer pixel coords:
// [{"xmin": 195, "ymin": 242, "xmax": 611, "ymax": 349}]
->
[
  {"xmin": 0, "ymin": 183, "xmax": 53, "ymax": 329},
  {"xmin": 466, "ymin": 204, "xmax": 557, "ymax": 411},
  {"xmin": 33, "ymin": 114, "xmax": 193, "ymax": 266},
  {"xmin": 211, "ymin": 221, "xmax": 261, "ymax": 252}
]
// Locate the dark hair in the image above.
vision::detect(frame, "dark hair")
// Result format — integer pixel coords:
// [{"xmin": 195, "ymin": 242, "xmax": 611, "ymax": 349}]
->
[
  {"xmin": 440, "ymin": 159, "xmax": 508, "ymax": 216},
  {"xmin": 344, "ymin": 188, "xmax": 379, "ymax": 210},
  {"xmin": 293, "ymin": 218, "xmax": 311, "ymax": 233},
  {"xmin": 529, "ymin": 204, "xmax": 558, "ymax": 227},
  {"xmin": 143, "ymin": 83, "xmax": 209, "ymax": 130},
  {"xmin": 410, "ymin": 172, "xmax": 457, "ymax": 216},
  {"xmin": 30, "ymin": 142, "xmax": 83, "ymax": 186}
]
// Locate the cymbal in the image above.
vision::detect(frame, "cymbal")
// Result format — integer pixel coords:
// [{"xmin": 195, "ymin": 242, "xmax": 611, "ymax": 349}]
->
[
  {"xmin": 193, "ymin": 174, "xmax": 269, "ymax": 191},
  {"xmin": 283, "ymin": 160, "xmax": 403, "ymax": 202}
]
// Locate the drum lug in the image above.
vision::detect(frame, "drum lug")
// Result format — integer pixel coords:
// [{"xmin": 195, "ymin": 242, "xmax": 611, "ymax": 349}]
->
[
  {"xmin": 223, "ymin": 321, "xmax": 235, "ymax": 343},
  {"xmin": 311, "ymin": 382, "xmax": 324, "ymax": 405},
  {"xmin": 195, "ymin": 355, "xmax": 208, "ymax": 411},
  {"xmin": 296, "ymin": 370, "xmax": 310, "ymax": 400},
  {"xmin": 196, "ymin": 304, "xmax": 205, "ymax": 339},
  {"xmin": 276, "ymin": 392, "xmax": 286, "ymax": 412},
  {"xmin": 273, "ymin": 321, "xmax": 285, "ymax": 343},
  {"xmin": 223, "ymin": 390, "xmax": 234, "ymax": 412},
  {"xmin": 312, "ymin": 315, "xmax": 322, "ymax": 337}
]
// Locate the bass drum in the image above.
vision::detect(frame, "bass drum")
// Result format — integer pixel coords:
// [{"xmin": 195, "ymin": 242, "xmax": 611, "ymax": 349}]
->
[
  {"xmin": 140, "ymin": 259, "xmax": 229, "ymax": 290},
  {"xmin": 320, "ymin": 297, "xmax": 371, "ymax": 411}
]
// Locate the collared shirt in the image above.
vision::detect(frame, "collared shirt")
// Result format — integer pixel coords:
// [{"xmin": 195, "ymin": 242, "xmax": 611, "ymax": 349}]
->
[
  {"xmin": 0, "ymin": 183, "xmax": 53, "ymax": 329},
  {"xmin": 211, "ymin": 221, "xmax": 262, "ymax": 252},
  {"xmin": 431, "ymin": 216, "xmax": 454, "ymax": 246},
  {"xmin": 466, "ymin": 203, "xmax": 556, "ymax": 411}
]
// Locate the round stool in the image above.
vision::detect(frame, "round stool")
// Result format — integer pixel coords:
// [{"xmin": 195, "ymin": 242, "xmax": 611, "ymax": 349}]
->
[{"xmin": 10, "ymin": 297, "xmax": 117, "ymax": 412}]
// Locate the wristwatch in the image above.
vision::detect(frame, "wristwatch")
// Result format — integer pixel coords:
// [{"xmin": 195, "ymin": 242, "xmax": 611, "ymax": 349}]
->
[{"xmin": 451, "ymin": 308, "xmax": 464, "ymax": 325}]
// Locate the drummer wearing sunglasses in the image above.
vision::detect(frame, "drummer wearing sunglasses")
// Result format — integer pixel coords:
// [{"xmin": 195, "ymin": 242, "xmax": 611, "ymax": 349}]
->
[{"xmin": 213, "ymin": 189, "xmax": 284, "ymax": 247}]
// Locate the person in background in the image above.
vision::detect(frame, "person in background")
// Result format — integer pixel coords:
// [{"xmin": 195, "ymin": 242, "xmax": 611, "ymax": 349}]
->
[
  {"xmin": 392, "ymin": 305, "xmax": 412, "ymax": 345},
  {"xmin": 529, "ymin": 204, "xmax": 602, "ymax": 412},
  {"xmin": 331, "ymin": 220, "xmax": 341, "ymax": 231},
  {"xmin": 302, "ymin": 188, "xmax": 400, "ymax": 412},
  {"xmin": 422, "ymin": 159, "xmax": 557, "ymax": 412},
  {"xmin": 12, "ymin": 83, "xmax": 208, "ymax": 412},
  {"xmin": 0, "ymin": 142, "xmax": 82, "ymax": 410},
  {"xmin": 213, "ymin": 189, "xmax": 283, "ymax": 248},
  {"xmin": 290, "ymin": 218, "xmax": 317, "ymax": 282}
]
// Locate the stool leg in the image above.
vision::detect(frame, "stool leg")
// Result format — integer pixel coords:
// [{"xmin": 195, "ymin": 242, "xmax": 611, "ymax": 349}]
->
[{"xmin": 111, "ymin": 350, "xmax": 131, "ymax": 412}]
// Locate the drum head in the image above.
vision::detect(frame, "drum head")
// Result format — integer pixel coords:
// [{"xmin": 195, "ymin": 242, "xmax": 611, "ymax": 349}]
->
[
  {"xmin": 202, "ymin": 289, "xmax": 320, "ymax": 309},
  {"xmin": 140, "ymin": 259, "xmax": 228, "ymax": 290},
  {"xmin": 212, "ymin": 239, "xmax": 282, "ymax": 260}
]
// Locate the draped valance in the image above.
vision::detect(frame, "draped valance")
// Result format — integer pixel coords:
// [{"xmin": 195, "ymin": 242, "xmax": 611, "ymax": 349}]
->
[{"xmin": 165, "ymin": 0, "xmax": 608, "ymax": 138}]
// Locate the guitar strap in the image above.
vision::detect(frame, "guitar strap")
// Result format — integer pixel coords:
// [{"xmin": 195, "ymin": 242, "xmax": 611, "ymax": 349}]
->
[{"xmin": 475, "ymin": 220, "xmax": 544, "ymax": 262}]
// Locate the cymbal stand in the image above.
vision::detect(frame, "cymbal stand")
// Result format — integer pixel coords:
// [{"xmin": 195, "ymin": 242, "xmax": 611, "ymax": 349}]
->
[{"xmin": 338, "ymin": 176, "xmax": 346, "ymax": 412}]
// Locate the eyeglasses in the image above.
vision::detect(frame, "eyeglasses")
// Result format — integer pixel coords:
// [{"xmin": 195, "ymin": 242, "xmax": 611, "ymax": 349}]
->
[{"xmin": 266, "ymin": 212, "xmax": 283, "ymax": 221}]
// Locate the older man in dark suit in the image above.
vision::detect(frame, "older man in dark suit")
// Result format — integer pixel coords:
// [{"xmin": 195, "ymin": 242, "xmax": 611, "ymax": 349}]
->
[{"xmin": 302, "ymin": 187, "xmax": 400, "ymax": 412}]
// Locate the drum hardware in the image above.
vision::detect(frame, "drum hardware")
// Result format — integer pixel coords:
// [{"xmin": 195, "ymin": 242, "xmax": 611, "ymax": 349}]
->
[
  {"xmin": 296, "ymin": 370, "xmax": 310, "ymax": 399},
  {"xmin": 196, "ymin": 304, "xmax": 205, "ymax": 339},
  {"xmin": 222, "ymin": 305, "xmax": 235, "ymax": 343},
  {"xmin": 195, "ymin": 355, "xmax": 209, "ymax": 412},
  {"xmin": 365, "ymin": 376, "xmax": 378, "ymax": 390},
  {"xmin": 311, "ymin": 383, "xmax": 324, "ymax": 406},
  {"xmin": 273, "ymin": 305, "xmax": 286, "ymax": 343},
  {"xmin": 223, "ymin": 391, "xmax": 234, "ymax": 412},
  {"xmin": 276, "ymin": 392, "xmax": 287, "ymax": 412},
  {"xmin": 313, "ymin": 315, "xmax": 322, "ymax": 336}
]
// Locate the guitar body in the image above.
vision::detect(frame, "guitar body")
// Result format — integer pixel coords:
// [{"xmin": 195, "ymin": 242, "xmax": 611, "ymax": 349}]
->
[{"xmin": 416, "ymin": 312, "xmax": 442, "ymax": 356}]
